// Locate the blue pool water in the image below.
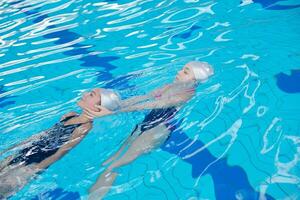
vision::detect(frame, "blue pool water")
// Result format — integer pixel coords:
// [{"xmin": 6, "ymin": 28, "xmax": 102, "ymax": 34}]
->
[{"xmin": 0, "ymin": 0, "xmax": 300, "ymax": 199}]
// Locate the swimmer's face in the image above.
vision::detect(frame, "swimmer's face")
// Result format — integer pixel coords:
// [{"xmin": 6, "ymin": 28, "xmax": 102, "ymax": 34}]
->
[
  {"xmin": 77, "ymin": 88, "xmax": 101, "ymax": 111},
  {"xmin": 175, "ymin": 65, "xmax": 196, "ymax": 82}
]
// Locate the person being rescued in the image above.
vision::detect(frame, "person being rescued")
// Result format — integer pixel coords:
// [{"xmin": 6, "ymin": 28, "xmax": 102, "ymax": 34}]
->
[{"xmin": 0, "ymin": 88, "xmax": 121, "ymax": 199}]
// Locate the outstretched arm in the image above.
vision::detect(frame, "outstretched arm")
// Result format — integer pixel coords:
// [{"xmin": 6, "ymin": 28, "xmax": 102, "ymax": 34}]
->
[
  {"xmin": 119, "ymin": 84, "xmax": 194, "ymax": 112},
  {"xmin": 120, "ymin": 93, "xmax": 192, "ymax": 112},
  {"xmin": 82, "ymin": 86, "xmax": 170, "ymax": 117},
  {"xmin": 84, "ymin": 85, "xmax": 194, "ymax": 117},
  {"xmin": 120, "ymin": 94, "xmax": 151, "ymax": 108},
  {"xmin": 119, "ymin": 85, "xmax": 171, "ymax": 107},
  {"xmin": 84, "ymin": 92, "xmax": 192, "ymax": 117}
]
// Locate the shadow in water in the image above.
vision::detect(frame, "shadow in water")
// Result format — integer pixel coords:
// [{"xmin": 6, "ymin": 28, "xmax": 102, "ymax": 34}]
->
[{"xmin": 161, "ymin": 120, "xmax": 275, "ymax": 200}]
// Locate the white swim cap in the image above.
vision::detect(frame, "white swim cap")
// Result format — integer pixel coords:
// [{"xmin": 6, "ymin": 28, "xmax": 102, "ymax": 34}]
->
[
  {"xmin": 187, "ymin": 61, "xmax": 214, "ymax": 82},
  {"xmin": 100, "ymin": 89, "xmax": 121, "ymax": 111}
]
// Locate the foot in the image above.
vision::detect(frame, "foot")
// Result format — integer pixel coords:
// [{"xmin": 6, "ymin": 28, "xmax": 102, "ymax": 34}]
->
[{"xmin": 101, "ymin": 156, "xmax": 116, "ymax": 166}]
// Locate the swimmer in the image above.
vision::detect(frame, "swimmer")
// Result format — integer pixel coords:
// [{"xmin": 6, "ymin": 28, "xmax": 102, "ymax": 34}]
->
[
  {"xmin": 0, "ymin": 88, "xmax": 121, "ymax": 199},
  {"xmin": 88, "ymin": 61, "xmax": 214, "ymax": 199}
]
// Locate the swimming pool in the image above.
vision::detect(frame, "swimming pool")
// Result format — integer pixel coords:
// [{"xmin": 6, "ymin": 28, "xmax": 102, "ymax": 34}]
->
[{"xmin": 0, "ymin": 0, "xmax": 300, "ymax": 199}]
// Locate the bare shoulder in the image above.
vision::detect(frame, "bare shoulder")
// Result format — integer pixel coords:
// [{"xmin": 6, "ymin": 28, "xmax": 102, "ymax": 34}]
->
[
  {"xmin": 71, "ymin": 122, "xmax": 92, "ymax": 139},
  {"xmin": 71, "ymin": 111, "xmax": 78, "ymax": 115},
  {"xmin": 64, "ymin": 111, "xmax": 78, "ymax": 116}
]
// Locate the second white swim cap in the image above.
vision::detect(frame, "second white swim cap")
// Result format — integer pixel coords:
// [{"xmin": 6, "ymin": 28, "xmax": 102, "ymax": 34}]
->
[
  {"xmin": 100, "ymin": 89, "xmax": 121, "ymax": 111},
  {"xmin": 187, "ymin": 61, "xmax": 214, "ymax": 82}
]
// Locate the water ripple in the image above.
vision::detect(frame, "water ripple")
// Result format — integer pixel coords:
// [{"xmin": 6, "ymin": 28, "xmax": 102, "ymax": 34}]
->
[
  {"xmin": 0, "ymin": 0, "xmax": 298, "ymax": 199},
  {"xmin": 0, "ymin": 69, "xmax": 85, "ymax": 99},
  {"xmin": 21, "ymin": 12, "xmax": 78, "ymax": 32},
  {"xmin": 0, "ymin": 18, "xmax": 26, "ymax": 34},
  {"xmin": 161, "ymin": 3, "xmax": 216, "ymax": 23},
  {"xmin": 22, "ymin": 37, "xmax": 84, "ymax": 55}
]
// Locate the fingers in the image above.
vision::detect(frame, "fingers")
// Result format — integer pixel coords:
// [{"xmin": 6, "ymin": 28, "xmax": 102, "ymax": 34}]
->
[
  {"xmin": 85, "ymin": 108, "xmax": 101, "ymax": 118},
  {"xmin": 94, "ymin": 106, "xmax": 113, "ymax": 115},
  {"xmin": 94, "ymin": 105, "xmax": 111, "ymax": 112},
  {"xmin": 83, "ymin": 105, "xmax": 113, "ymax": 119}
]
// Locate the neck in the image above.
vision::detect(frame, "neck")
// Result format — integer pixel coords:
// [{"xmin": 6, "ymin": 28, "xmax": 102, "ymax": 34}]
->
[{"xmin": 77, "ymin": 112, "xmax": 94, "ymax": 123}]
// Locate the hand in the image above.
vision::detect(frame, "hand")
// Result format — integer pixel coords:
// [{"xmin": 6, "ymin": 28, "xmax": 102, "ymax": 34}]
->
[
  {"xmin": 84, "ymin": 105, "xmax": 113, "ymax": 119},
  {"xmin": 60, "ymin": 111, "xmax": 77, "ymax": 121}
]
